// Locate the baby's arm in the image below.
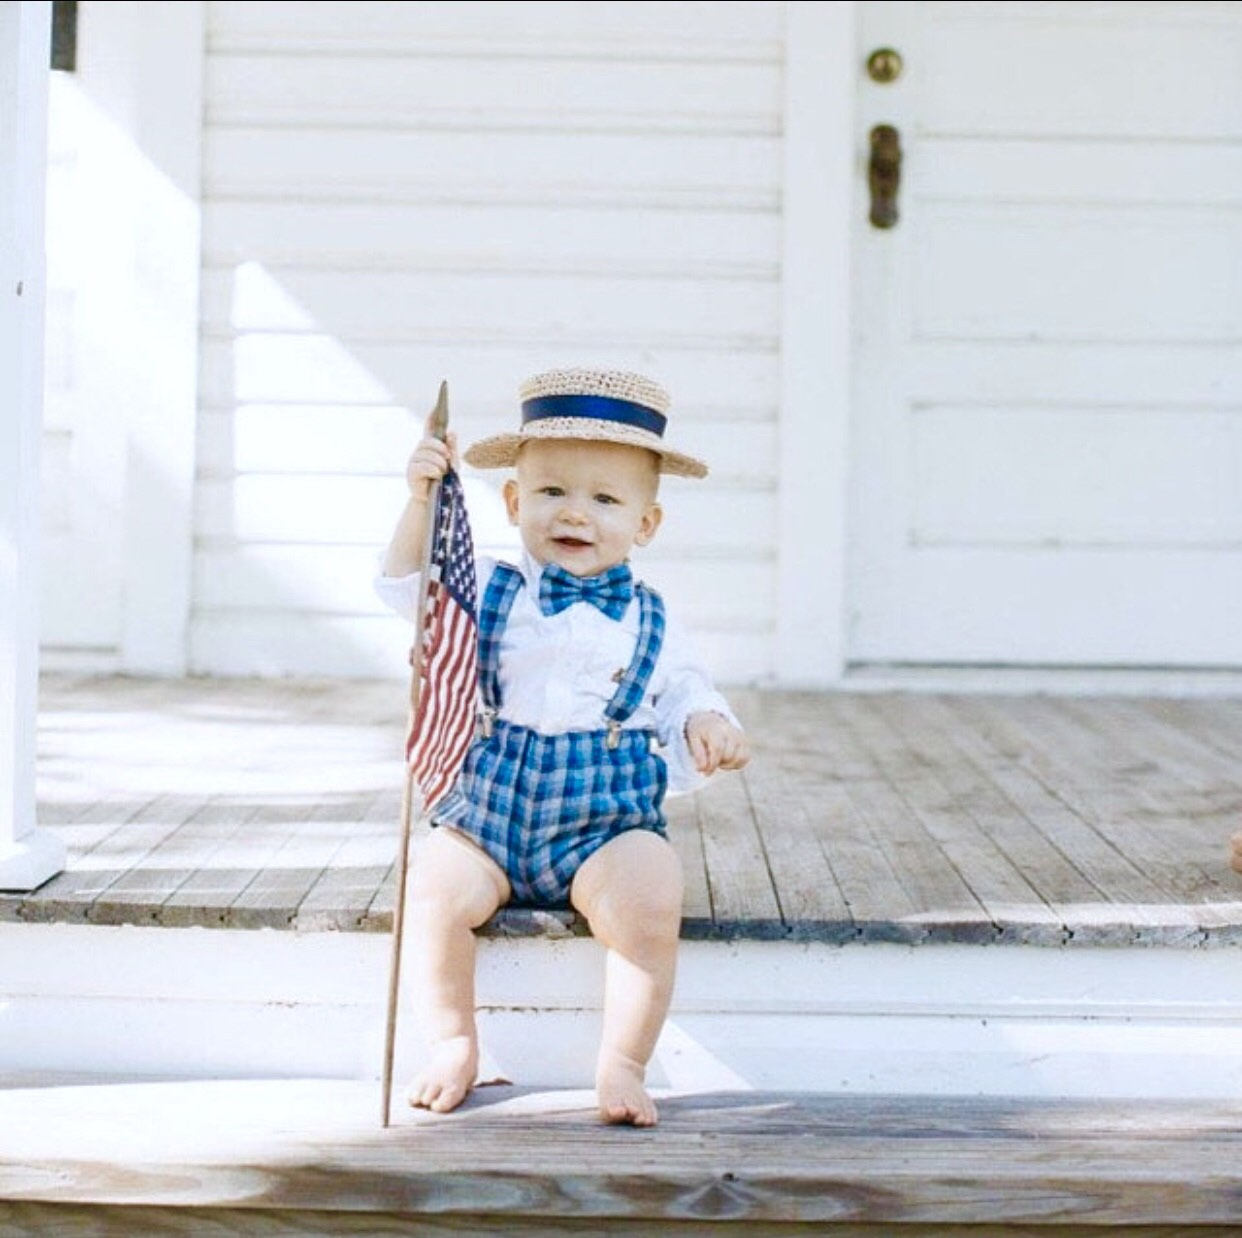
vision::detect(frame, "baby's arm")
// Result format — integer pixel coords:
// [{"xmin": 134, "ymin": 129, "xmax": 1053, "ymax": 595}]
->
[
  {"xmin": 651, "ymin": 614, "xmax": 748, "ymax": 788},
  {"xmin": 685, "ymin": 711, "xmax": 750, "ymax": 776},
  {"xmin": 380, "ymin": 423, "xmax": 458, "ymax": 577}
]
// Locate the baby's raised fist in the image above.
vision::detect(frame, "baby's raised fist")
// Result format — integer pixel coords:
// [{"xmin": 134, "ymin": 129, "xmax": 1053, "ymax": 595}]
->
[{"xmin": 406, "ymin": 429, "xmax": 459, "ymax": 503}]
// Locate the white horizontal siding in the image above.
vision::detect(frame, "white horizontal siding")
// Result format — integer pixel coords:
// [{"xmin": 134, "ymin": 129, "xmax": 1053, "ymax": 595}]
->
[
  {"xmin": 195, "ymin": 0, "xmax": 783, "ymax": 681},
  {"xmin": 205, "ymin": 1, "xmax": 784, "ymax": 58},
  {"xmin": 200, "ymin": 268, "xmax": 780, "ymax": 345},
  {"xmin": 194, "ymin": 406, "xmax": 776, "ymax": 485},
  {"xmin": 204, "ymin": 52, "xmax": 781, "ymax": 133}
]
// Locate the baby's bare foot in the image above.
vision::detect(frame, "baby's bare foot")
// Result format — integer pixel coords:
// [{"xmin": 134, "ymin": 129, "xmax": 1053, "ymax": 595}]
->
[
  {"xmin": 408, "ymin": 1035, "xmax": 477, "ymax": 1114},
  {"xmin": 596, "ymin": 1052, "xmax": 657, "ymax": 1127}
]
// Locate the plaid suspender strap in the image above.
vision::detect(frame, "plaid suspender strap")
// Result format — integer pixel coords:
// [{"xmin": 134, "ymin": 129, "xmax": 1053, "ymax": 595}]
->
[
  {"xmin": 603, "ymin": 583, "xmax": 665, "ymax": 726},
  {"xmin": 477, "ymin": 562, "xmax": 524, "ymax": 712}
]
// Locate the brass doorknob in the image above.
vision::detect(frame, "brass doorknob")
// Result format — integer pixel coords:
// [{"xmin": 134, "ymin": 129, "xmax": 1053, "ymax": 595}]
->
[
  {"xmin": 866, "ymin": 48, "xmax": 903, "ymax": 84},
  {"xmin": 868, "ymin": 124, "xmax": 902, "ymax": 229}
]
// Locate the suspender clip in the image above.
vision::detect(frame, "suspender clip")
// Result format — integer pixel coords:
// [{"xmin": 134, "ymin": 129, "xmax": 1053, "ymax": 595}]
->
[
  {"xmin": 606, "ymin": 721, "xmax": 622, "ymax": 749},
  {"xmin": 477, "ymin": 708, "xmax": 496, "ymax": 739}
]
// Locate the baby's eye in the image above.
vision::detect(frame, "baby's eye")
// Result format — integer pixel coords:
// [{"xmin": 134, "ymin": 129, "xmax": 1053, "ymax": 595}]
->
[
  {"xmin": 539, "ymin": 486, "xmax": 565, "ymax": 497},
  {"xmin": 594, "ymin": 493, "xmax": 619, "ymax": 505}
]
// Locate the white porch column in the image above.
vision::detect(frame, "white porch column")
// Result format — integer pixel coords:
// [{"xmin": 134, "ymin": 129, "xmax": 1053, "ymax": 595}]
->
[
  {"xmin": 776, "ymin": 0, "xmax": 856, "ymax": 686},
  {"xmin": 116, "ymin": 0, "xmax": 205, "ymax": 674},
  {"xmin": 1, "ymin": 1, "xmax": 64, "ymax": 890}
]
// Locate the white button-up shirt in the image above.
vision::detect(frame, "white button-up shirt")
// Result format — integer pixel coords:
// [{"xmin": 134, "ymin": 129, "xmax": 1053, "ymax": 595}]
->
[{"xmin": 374, "ymin": 552, "xmax": 739, "ymax": 793}]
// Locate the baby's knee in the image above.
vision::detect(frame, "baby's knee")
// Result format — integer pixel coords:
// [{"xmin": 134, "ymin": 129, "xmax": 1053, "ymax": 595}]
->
[
  {"xmin": 598, "ymin": 874, "xmax": 683, "ymax": 949},
  {"xmin": 406, "ymin": 865, "xmax": 467, "ymax": 922},
  {"xmin": 406, "ymin": 834, "xmax": 505, "ymax": 927}
]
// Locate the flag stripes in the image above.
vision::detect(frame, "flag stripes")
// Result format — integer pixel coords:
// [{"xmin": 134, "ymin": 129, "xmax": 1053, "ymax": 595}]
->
[{"xmin": 405, "ymin": 470, "xmax": 479, "ymax": 812}]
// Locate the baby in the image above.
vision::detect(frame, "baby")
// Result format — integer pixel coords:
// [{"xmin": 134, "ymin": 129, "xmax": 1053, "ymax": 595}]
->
[{"xmin": 377, "ymin": 368, "xmax": 749, "ymax": 1126}]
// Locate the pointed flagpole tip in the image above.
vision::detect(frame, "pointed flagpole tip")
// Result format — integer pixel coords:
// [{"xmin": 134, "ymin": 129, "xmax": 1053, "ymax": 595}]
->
[{"xmin": 429, "ymin": 381, "xmax": 450, "ymax": 441}]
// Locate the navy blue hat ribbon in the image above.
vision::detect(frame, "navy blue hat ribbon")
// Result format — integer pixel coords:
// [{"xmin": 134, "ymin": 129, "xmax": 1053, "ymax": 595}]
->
[{"xmin": 521, "ymin": 393, "xmax": 667, "ymax": 438}]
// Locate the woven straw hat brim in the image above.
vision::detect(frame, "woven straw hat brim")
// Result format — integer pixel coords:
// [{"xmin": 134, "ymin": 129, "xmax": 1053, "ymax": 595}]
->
[{"xmin": 464, "ymin": 416, "xmax": 708, "ymax": 479}]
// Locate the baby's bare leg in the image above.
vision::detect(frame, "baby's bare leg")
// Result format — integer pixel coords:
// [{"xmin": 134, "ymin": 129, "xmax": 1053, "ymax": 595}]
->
[
  {"xmin": 404, "ymin": 827, "xmax": 508, "ymax": 1113},
  {"xmin": 570, "ymin": 829, "xmax": 683, "ymax": 1127}
]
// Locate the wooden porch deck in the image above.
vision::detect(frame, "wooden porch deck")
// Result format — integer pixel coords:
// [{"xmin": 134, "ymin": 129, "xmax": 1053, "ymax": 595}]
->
[
  {"xmin": 4, "ymin": 1078, "xmax": 1242, "ymax": 1234},
  {"xmin": 6, "ymin": 673, "xmax": 1242, "ymax": 947}
]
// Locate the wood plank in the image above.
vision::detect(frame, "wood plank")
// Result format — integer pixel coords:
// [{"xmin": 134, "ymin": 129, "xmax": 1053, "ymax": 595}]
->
[
  {"xmin": 289, "ymin": 794, "xmax": 397, "ymax": 931},
  {"xmin": 1088, "ymin": 697, "xmax": 1242, "ymax": 797},
  {"xmin": 923, "ymin": 694, "xmax": 1196, "ymax": 947},
  {"xmin": 664, "ymin": 791, "xmax": 712, "ymax": 935},
  {"xmin": 158, "ymin": 802, "xmax": 320, "ymax": 929},
  {"xmin": 818, "ymin": 697, "xmax": 997, "ymax": 944},
  {"xmin": 203, "ymin": 129, "xmax": 781, "ymax": 213},
  {"xmin": 225, "ymin": 801, "xmax": 360, "ymax": 930},
  {"xmin": 1146, "ymin": 697, "xmax": 1242, "ymax": 765},
  {"xmin": 18, "ymin": 794, "xmax": 211, "ymax": 924},
  {"xmin": 86, "ymin": 803, "xmax": 251, "ymax": 926},
  {"xmin": 943, "ymin": 695, "xmax": 1210, "ymax": 945},
  {"xmin": 204, "ymin": 52, "xmax": 780, "ymax": 133},
  {"xmin": 741, "ymin": 755, "xmax": 853, "ymax": 941},
  {"xmin": 695, "ymin": 768, "xmax": 784, "ymax": 939},
  {"xmin": 965, "ymin": 697, "xmax": 1237, "ymax": 940},
  {"xmin": 1063, "ymin": 698, "xmax": 1242, "ymax": 846},
  {"xmin": 1024, "ymin": 697, "xmax": 1238, "ymax": 909},
  {"xmin": 4, "ymin": 1206, "xmax": 1241, "ymax": 1238},
  {"xmin": 5, "ymin": 1080, "xmax": 1242, "ymax": 1227},
  {"xmin": 750, "ymin": 695, "xmax": 923, "ymax": 943},
  {"xmin": 854, "ymin": 696, "xmax": 1066, "ymax": 946}
]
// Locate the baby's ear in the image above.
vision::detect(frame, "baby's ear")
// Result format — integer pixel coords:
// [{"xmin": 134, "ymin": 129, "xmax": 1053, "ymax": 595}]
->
[
  {"xmin": 634, "ymin": 502, "xmax": 663, "ymax": 547},
  {"xmin": 502, "ymin": 478, "xmax": 520, "ymax": 525}
]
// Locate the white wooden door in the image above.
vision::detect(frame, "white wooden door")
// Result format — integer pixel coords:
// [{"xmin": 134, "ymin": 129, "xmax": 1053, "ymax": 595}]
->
[{"xmin": 850, "ymin": 1, "xmax": 1242, "ymax": 666}]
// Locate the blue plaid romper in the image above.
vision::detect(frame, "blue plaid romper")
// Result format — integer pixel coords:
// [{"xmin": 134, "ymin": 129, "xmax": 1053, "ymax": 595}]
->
[{"xmin": 431, "ymin": 561, "xmax": 669, "ymax": 906}]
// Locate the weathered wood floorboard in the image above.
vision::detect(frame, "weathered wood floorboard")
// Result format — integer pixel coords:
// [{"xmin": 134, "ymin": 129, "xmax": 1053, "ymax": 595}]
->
[
  {"xmin": 8, "ymin": 1208, "xmax": 1241, "ymax": 1238},
  {"xmin": 820, "ymin": 695, "xmax": 998, "ymax": 943},
  {"xmin": 942, "ymin": 696, "xmax": 1210, "ymax": 945},
  {"xmin": 2, "ymin": 1081, "xmax": 1242, "ymax": 1231},
  {"xmin": 857, "ymin": 695, "xmax": 1065, "ymax": 945},
  {"xmin": 4, "ymin": 676, "xmax": 1239, "ymax": 946},
  {"xmin": 1004, "ymin": 698, "xmax": 1240, "ymax": 933},
  {"xmin": 921, "ymin": 694, "xmax": 1185, "ymax": 946}
]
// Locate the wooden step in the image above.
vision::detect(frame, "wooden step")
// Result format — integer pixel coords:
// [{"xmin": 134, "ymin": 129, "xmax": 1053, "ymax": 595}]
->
[{"xmin": 2, "ymin": 1079, "xmax": 1242, "ymax": 1235}]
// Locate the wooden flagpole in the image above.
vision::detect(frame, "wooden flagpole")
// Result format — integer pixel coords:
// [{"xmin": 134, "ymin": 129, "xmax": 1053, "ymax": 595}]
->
[{"xmin": 381, "ymin": 380, "xmax": 449, "ymax": 1128}]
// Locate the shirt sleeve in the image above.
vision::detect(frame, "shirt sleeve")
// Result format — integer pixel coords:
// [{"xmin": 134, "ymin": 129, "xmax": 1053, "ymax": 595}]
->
[
  {"xmin": 372, "ymin": 554, "xmax": 497, "ymax": 623},
  {"xmin": 373, "ymin": 562, "xmax": 420, "ymax": 622},
  {"xmin": 652, "ymin": 611, "xmax": 742, "ymax": 795}
]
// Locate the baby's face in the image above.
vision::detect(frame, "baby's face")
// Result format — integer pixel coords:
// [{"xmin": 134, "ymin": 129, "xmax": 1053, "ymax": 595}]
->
[{"xmin": 504, "ymin": 439, "xmax": 662, "ymax": 578}]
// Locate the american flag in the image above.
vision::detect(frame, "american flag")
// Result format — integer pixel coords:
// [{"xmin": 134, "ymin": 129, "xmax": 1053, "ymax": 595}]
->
[{"xmin": 405, "ymin": 470, "xmax": 479, "ymax": 812}]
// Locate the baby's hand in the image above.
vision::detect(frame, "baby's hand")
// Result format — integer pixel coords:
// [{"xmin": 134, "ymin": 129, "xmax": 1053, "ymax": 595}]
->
[
  {"xmin": 406, "ymin": 423, "xmax": 459, "ymax": 504},
  {"xmin": 685, "ymin": 712, "xmax": 750, "ymax": 776}
]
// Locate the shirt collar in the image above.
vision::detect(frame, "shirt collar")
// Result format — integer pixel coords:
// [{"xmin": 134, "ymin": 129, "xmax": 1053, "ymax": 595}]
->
[{"xmin": 518, "ymin": 549, "xmax": 545, "ymax": 595}]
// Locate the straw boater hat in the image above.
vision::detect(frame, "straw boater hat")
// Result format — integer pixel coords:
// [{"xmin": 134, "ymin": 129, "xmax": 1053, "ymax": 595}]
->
[{"xmin": 464, "ymin": 367, "xmax": 708, "ymax": 479}]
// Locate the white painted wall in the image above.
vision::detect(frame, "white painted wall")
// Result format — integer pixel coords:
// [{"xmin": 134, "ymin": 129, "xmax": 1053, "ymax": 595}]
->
[
  {"xmin": 192, "ymin": 0, "xmax": 786, "ymax": 683},
  {"xmin": 37, "ymin": 1, "xmax": 1239, "ymax": 680},
  {"xmin": 1, "ymin": 1, "xmax": 64, "ymax": 890}
]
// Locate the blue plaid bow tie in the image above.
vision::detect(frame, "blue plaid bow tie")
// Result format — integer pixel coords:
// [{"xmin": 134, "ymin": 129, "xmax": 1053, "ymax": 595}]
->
[{"xmin": 538, "ymin": 563, "xmax": 634, "ymax": 620}]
